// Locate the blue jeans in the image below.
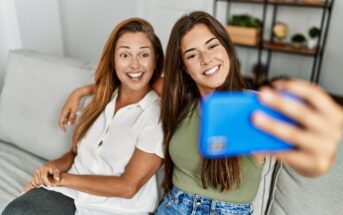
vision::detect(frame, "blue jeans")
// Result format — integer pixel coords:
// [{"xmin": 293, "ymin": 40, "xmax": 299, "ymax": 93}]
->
[
  {"xmin": 155, "ymin": 186, "xmax": 252, "ymax": 215},
  {"xmin": 2, "ymin": 188, "xmax": 75, "ymax": 215}
]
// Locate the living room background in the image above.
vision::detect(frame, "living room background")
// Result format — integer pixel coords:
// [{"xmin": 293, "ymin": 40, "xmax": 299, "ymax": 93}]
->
[{"xmin": 0, "ymin": 0, "xmax": 342, "ymax": 95}]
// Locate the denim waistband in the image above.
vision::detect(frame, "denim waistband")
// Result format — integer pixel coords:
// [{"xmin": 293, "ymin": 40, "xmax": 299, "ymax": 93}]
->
[{"xmin": 168, "ymin": 186, "xmax": 252, "ymax": 214}]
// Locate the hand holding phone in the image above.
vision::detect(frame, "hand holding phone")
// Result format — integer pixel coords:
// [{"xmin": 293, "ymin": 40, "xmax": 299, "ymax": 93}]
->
[{"xmin": 199, "ymin": 91, "xmax": 301, "ymax": 158}]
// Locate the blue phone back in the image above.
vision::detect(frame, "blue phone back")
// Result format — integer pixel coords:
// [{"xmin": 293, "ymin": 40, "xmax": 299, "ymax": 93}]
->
[{"xmin": 200, "ymin": 91, "xmax": 295, "ymax": 158}]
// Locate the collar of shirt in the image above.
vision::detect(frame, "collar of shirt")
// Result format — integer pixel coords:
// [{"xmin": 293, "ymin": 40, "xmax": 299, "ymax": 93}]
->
[
  {"xmin": 104, "ymin": 89, "xmax": 160, "ymax": 127},
  {"xmin": 110, "ymin": 89, "xmax": 159, "ymax": 110}
]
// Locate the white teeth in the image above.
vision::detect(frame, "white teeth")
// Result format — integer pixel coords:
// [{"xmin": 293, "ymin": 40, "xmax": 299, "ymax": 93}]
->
[
  {"xmin": 128, "ymin": 72, "xmax": 143, "ymax": 78},
  {"xmin": 204, "ymin": 65, "xmax": 219, "ymax": 75}
]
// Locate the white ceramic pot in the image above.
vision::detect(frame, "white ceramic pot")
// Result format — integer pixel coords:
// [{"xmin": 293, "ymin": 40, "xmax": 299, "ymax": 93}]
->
[{"xmin": 308, "ymin": 38, "xmax": 318, "ymax": 49}]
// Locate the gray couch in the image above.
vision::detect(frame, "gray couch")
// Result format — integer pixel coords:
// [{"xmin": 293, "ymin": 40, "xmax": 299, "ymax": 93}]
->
[{"xmin": 0, "ymin": 50, "xmax": 342, "ymax": 214}]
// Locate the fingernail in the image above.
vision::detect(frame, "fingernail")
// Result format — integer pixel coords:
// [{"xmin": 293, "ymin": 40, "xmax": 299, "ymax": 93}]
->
[
  {"xmin": 252, "ymin": 111, "xmax": 267, "ymax": 126},
  {"xmin": 55, "ymin": 177, "xmax": 60, "ymax": 181},
  {"xmin": 67, "ymin": 121, "xmax": 71, "ymax": 125}
]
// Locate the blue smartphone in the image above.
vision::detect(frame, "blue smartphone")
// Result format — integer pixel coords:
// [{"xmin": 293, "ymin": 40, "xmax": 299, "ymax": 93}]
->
[{"xmin": 199, "ymin": 91, "xmax": 299, "ymax": 158}]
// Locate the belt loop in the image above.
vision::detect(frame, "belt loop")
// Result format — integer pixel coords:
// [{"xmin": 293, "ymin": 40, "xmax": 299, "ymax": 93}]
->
[
  {"xmin": 172, "ymin": 189, "xmax": 184, "ymax": 204},
  {"xmin": 210, "ymin": 200, "xmax": 217, "ymax": 215}
]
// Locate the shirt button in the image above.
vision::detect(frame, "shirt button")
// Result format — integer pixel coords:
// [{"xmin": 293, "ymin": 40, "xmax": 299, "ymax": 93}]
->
[{"xmin": 98, "ymin": 141, "xmax": 103, "ymax": 147}]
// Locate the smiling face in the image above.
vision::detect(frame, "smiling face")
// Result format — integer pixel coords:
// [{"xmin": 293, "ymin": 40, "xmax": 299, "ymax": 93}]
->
[
  {"xmin": 115, "ymin": 32, "xmax": 156, "ymax": 93},
  {"xmin": 181, "ymin": 24, "xmax": 231, "ymax": 96}
]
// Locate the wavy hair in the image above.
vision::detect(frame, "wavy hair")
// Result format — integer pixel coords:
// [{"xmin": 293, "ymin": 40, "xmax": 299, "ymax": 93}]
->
[{"xmin": 72, "ymin": 18, "xmax": 164, "ymax": 152}]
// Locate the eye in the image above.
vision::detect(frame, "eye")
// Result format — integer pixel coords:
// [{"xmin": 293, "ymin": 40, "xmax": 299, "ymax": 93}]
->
[
  {"xmin": 142, "ymin": 53, "xmax": 150, "ymax": 58},
  {"xmin": 209, "ymin": 43, "xmax": 219, "ymax": 49},
  {"xmin": 119, "ymin": 53, "xmax": 129, "ymax": 58},
  {"xmin": 186, "ymin": 52, "xmax": 198, "ymax": 60}
]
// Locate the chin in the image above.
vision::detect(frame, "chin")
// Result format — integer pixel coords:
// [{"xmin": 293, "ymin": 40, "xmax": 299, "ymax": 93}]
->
[
  {"xmin": 211, "ymin": 80, "xmax": 226, "ymax": 89},
  {"xmin": 131, "ymin": 84, "xmax": 150, "ymax": 92}
]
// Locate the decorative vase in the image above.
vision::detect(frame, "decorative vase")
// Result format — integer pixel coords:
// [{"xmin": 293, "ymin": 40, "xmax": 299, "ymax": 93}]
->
[{"xmin": 308, "ymin": 38, "xmax": 318, "ymax": 49}]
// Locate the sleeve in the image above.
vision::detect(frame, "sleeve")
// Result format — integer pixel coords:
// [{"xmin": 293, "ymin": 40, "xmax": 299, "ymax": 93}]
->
[{"xmin": 136, "ymin": 122, "xmax": 164, "ymax": 158}]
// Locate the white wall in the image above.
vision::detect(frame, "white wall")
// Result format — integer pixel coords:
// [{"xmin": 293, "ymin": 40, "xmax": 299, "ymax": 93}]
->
[
  {"xmin": 0, "ymin": 0, "xmax": 342, "ymax": 95},
  {"xmin": 57, "ymin": 0, "xmax": 212, "ymax": 62},
  {"xmin": 58, "ymin": 0, "xmax": 140, "ymax": 62},
  {"xmin": 139, "ymin": 0, "xmax": 213, "ymax": 50},
  {"xmin": 0, "ymin": 0, "xmax": 22, "ymax": 91},
  {"xmin": 320, "ymin": 0, "xmax": 343, "ymax": 95},
  {"xmin": 14, "ymin": 0, "xmax": 64, "ymax": 56},
  {"xmin": 0, "ymin": 0, "xmax": 64, "ymax": 92}
]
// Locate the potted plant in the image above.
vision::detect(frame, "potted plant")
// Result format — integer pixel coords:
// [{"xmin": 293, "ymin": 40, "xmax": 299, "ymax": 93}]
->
[
  {"xmin": 308, "ymin": 26, "xmax": 321, "ymax": 49},
  {"xmin": 227, "ymin": 14, "xmax": 262, "ymax": 46},
  {"xmin": 291, "ymin": 33, "xmax": 307, "ymax": 48}
]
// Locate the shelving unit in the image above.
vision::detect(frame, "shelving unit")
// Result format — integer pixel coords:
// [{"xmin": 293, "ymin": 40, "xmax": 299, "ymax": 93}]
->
[{"xmin": 213, "ymin": 0, "xmax": 335, "ymax": 83}]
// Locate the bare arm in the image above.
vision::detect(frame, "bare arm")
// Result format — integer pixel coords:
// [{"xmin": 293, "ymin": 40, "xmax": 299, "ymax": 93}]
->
[
  {"xmin": 59, "ymin": 84, "xmax": 95, "ymax": 132},
  {"xmin": 51, "ymin": 150, "xmax": 77, "ymax": 173},
  {"xmin": 57, "ymin": 148, "xmax": 162, "ymax": 198},
  {"xmin": 59, "ymin": 79, "xmax": 164, "ymax": 131},
  {"xmin": 24, "ymin": 150, "xmax": 76, "ymax": 192},
  {"xmin": 253, "ymin": 79, "xmax": 343, "ymax": 177}
]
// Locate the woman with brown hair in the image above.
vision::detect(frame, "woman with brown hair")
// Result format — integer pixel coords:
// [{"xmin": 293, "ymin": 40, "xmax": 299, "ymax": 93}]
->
[
  {"xmin": 2, "ymin": 18, "xmax": 165, "ymax": 215},
  {"xmin": 154, "ymin": 11, "xmax": 342, "ymax": 215},
  {"xmin": 56, "ymin": 11, "xmax": 342, "ymax": 215}
]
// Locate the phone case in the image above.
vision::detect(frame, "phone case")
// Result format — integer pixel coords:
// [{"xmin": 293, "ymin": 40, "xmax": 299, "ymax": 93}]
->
[{"xmin": 199, "ymin": 91, "xmax": 296, "ymax": 158}]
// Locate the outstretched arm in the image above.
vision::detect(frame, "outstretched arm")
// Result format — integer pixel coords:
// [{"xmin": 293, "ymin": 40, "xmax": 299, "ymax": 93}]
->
[
  {"xmin": 253, "ymin": 79, "xmax": 343, "ymax": 177},
  {"xmin": 58, "ymin": 78, "xmax": 164, "ymax": 132}
]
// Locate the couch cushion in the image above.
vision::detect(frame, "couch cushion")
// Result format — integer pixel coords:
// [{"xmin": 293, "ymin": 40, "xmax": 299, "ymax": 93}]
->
[
  {"xmin": 267, "ymin": 141, "xmax": 343, "ymax": 215},
  {"xmin": 0, "ymin": 140, "xmax": 46, "ymax": 212},
  {"xmin": 0, "ymin": 49, "xmax": 94, "ymax": 160},
  {"xmin": 252, "ymin": 156, "xmax": 276, "ymax": 215}
]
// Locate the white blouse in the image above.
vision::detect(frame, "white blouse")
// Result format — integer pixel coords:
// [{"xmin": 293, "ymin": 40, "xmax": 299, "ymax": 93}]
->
[{"xmin": 46, "ymin": 90, "xmax": 164, "ymax": 215}]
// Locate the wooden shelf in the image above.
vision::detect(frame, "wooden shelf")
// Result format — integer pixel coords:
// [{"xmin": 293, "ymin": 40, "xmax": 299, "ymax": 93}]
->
[
  {"xmin": 263, "ymin": 41, "xmax": 319, "ymax": 56},
  {"xmin": 233, "ymin": 41, "xmax": 320, "ymax": 56},
  {"xmin": 215, "ymin": 0, "xmax": 334, "ymax": 83},
  {"xmin": 268, "ymin": 0, "xmax": 327, "ymax": 8},
  {"xmin": 233, "ymin": 42, "xmax": 259, "ymax": 48},
  {"xmin": 217, "ymin": 0, "xmax": 328, "ymax": 8}
]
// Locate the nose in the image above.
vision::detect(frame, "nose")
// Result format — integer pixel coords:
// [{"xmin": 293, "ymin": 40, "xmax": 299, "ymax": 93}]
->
[
  {"xmin": 130, "ymin": 56, "xmax": 140, "ymax": 69},
  {"xmin": 200, "ymin": 51, "xmax": 212, "ymax": 66}
]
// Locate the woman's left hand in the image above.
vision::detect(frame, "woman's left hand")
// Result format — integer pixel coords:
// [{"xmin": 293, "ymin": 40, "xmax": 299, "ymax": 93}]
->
[
  {"xmin": 22, "ymin": 176, "xmax": 63, "ymax": 194},
  {"xmin": 253, "ymin": 79, "xmax": 343, "ymax": 177}
]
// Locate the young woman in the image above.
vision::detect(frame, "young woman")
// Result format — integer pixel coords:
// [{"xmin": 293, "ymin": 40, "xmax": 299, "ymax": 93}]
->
[
  {"xmin": 155, "ymin": 11, "xmax": 342, "ymax": 215},
  {"xmin": 57, "ymin": 12, "xmax": 343, "ymax": 215},
  {"xmin": 2, "ymin": 18, "xmax": 165, "ymax": 215}
]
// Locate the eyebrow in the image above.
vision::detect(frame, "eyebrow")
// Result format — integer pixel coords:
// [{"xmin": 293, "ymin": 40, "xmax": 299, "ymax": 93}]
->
[
  {"xmin": 183, "ymin": 37, "xmax": 217, "ymax": 56},
  {"xmin": 205, "ymin": 38, "xmax": 217, "ymax": 45},
  {"xmin": 117, "ymin": 45, "xmax": 152, "ymax": 50},
  {"xmin": 118, "ymin": 46, "xmax": 130, "ymax": 49},
  {"xmin": 140, "ymin": 46, "xmax": 151, "ymax": 49}
]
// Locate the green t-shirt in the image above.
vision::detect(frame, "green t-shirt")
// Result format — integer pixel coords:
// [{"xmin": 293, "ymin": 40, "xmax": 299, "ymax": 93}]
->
[{"xmin": 169, "ymin": 108, "xmax": 263, "ymax": 203}]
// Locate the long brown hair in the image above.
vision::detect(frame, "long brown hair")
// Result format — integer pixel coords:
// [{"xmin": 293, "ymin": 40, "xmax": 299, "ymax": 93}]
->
[
  {"xmin": 161, "ymin": 11, "xmax": 246, "ymax": 192},
  {"xmin": 72, "ymin": 18, "xmax": 164, "ymax": 152}
]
